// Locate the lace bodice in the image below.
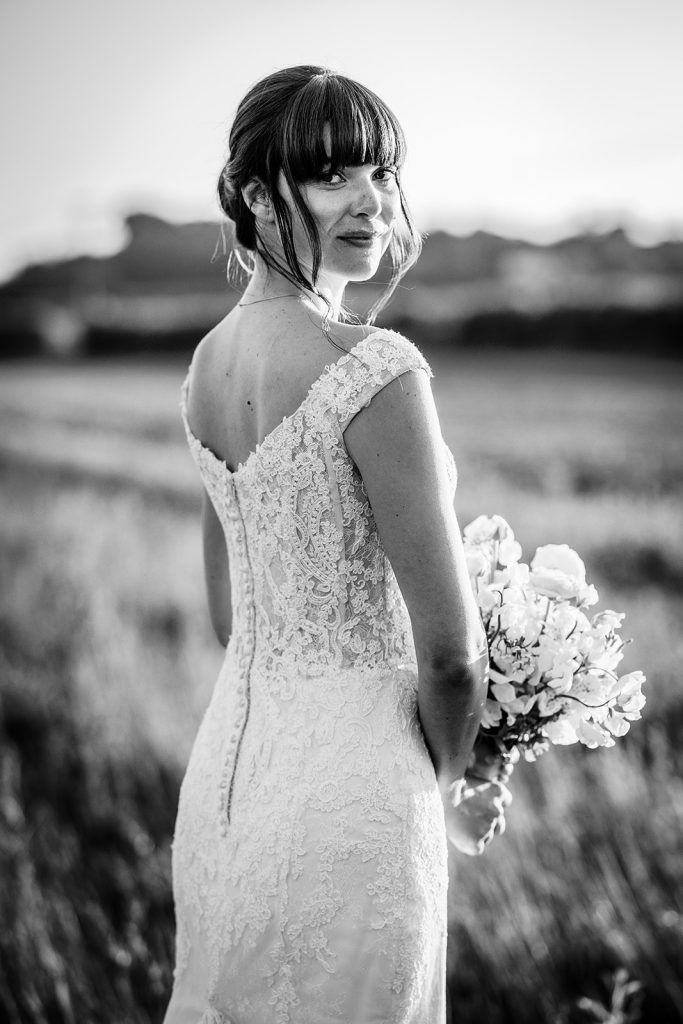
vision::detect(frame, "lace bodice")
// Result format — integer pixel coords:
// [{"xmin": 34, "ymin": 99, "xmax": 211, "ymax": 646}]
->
[
  {"xmin": 168, "ymin": 329, "xmax": 456, "ymax": 1024},
  {"xmin": 180, "ymin": 329, "xmax": 457, "ymax": 686}
]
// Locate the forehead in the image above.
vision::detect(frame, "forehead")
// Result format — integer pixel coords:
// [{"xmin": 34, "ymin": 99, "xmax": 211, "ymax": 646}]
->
[
  {"xmin": 281, "ymin": 91, "xmax": 404, "ymax": 181},
  {"xmin": 318, "ymin": 122, "xmax": 390, "ymax": 167}
]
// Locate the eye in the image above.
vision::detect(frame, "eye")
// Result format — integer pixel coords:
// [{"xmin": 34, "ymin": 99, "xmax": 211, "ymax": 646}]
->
[
  {"xmin": 374, "ymin": 166, "xmax": 398, "ymax": 183},
  {"xmin": 316, "ymin": 168, "xmax": 345, "ymax": 185}
]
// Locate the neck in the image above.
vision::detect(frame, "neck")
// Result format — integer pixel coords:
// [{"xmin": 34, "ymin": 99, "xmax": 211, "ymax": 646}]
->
[{"xmin": 243, "ymin": 257, "xmax": 346, "ymax": 319}]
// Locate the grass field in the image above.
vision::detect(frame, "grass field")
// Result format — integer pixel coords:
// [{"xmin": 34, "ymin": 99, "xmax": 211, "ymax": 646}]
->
[{"xmin": 1, "ymin": 347, "xmax": 682, "ymax": 1024}]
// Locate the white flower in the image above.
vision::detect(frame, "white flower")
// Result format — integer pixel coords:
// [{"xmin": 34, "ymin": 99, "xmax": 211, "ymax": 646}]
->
[
  {"xmin": 506, "ymin": 693, "xmax": 538, "ymax": 715},
  {"xmin": 552, "ymin": 604, "xmax": 591, "ymax": 641},
  {"xmin": 579, "ymin": 584, "xmax": 600, "ymax": 608},
  {"xmin": 605, "ymin": 713, "xmax": 631, "ymax": 737},
  {"xmin": 543, "ymin": 717, "xmax": 580, "ymax": 745},
  {"xmin": 481, "ymin": 700, "xmax": 503, "ymax": 728},
  {"xmin": 491, "ymin": 681, "xmax": 517, "ymax": 703},
  {"xmin": 465, "ymin": 549, "xmax": 490, "ymax": 577},
  {"xmin": 498, "ymin": 586, "xmax": 545, "ymax": 643},
  {"xmin": 498, "ymin": 602, "xmax": 529, "ymax": 642},
  {"xmin": 498, "ymin": 536, "xmax": 523, "ymax": 565},
  {"xmin": 536, "ymin": 689, "xmax": 564, "ymax": 717},
  {"xmin": 530, "ymin": 544, "xmax": 588, "ymax": 601},
  {"xmin": 476, "ymin": 583, "xmax": 501, "ymax": 613},
  {"xmin": 575, "ymin": 718, "xmax": 614, "ymax": 748},
  {"xmin": 614, "ymin": 671, "xmax": 646, "ymax": 715},
  {"xmin": 573, "ymin": 668, "xmax": 618, "ymax": 706},
  {"xmin": 591, "ymin": 645, "xmax": 625, "ymax": 674},
  {"xmin": 463, "ymin": 514, "xmax": 514, "ymax": 545},
  {"xmin": 591, "ymin": 610, "xmax": 626, "ymax": 635},
  {"xmin": 506, "ymin": 562, "xmax": 531, "ymax": 587}
]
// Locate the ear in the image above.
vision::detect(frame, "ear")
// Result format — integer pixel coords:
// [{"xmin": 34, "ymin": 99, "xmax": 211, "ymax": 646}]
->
[{"xmin": 241, "ymin": 178, "xmax": 275, "ymax": 224}]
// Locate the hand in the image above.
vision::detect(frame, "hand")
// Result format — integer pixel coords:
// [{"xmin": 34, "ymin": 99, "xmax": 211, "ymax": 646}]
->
[
  {"xmin": 466, "ymin": 734, "xmax": 517, "ymax": 787},
  {"xmin": 443, "ymin": 776, "xmax": 512, "ymax": 856},
  {"xmin": 440, "ymin": 735, "xmax": 516, "ymax": 856}
]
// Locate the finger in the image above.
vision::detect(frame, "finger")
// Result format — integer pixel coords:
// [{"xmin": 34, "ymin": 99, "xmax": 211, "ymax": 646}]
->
[
  {"xmin": 476, "ymin": 837, "xmax": 487, "ymax": 855},
  {"xmin": 497, "ymin": 783, "xmax": 513, "ymax": 807},
  {"xmin": 481, "ymin": 819, "xmax": 502, "ymax": 849},
  {"xmin": 491, "ymin": 813, "xmax": 504, "ymax": 834}
]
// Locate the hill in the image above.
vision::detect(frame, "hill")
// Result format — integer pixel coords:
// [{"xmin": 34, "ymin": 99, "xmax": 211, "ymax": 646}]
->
[{"xmin": 1, "ymin": 214, "xmax": 681, "ymax": 356}]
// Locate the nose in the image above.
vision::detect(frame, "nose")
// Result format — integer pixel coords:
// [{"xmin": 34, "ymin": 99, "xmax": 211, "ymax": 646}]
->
[{"xmin": 350, "ymin": 176, "xmax": 383, "ymax": 218}]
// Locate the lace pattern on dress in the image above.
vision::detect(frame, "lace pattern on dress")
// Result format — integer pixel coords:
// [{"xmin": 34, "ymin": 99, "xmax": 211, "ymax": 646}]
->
[{"xmin": 170, "ymin": 330, "xmax": 454, "ymax": 1023}]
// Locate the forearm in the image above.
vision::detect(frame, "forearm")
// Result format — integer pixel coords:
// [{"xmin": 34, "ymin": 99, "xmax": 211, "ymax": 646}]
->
[
  {"xmin": 205, "ymin": 556, "xmax": 231, "ymax": 646},
  {"xmin": 202, "ymin": 490, "xmax": 232, "ymax": 647},
  {"xmin": 208, "ymin": 597, "xmax": 231, "ymax": 647},
  {"xmin": 417, "ymin": 651, "xmax": 489, "ymax": 791}
]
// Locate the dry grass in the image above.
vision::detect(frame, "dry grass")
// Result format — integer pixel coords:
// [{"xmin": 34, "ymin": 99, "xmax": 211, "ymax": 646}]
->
[{"xmin": 0, "ymin": 348, "xmax": 681, "ymax": 1023}]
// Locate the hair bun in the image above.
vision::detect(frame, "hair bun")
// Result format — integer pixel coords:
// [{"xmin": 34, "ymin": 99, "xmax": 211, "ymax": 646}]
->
[
  {"xmin": 218, "ymin": 166, "xmax": 241, "ymax": 222},
  {"xmin": 218, "ymin": 160, "xmax": 256, "ymax": 249}
]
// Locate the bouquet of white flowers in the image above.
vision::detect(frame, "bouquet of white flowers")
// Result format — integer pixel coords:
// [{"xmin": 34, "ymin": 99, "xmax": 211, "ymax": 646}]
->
[{"xmin": 463, "ymin": 514, "xmax": 646, "ymax": 764}]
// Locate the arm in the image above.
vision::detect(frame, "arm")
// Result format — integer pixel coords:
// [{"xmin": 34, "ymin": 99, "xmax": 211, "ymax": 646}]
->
[
  {"xmin": 344, "ymin": 368, "xmax": 511, "ymax": 852},
  {"xmin": 343, "ymin": 367, "xmax": 488, "ymax": 790},
  {"xmin": 201, "ymin": 488, "xmax": 232, "ymax": 647}
]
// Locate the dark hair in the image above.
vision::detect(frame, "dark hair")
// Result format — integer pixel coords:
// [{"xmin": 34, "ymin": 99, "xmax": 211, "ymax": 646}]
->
[{"xmin": 217, "ymin": 65, "xmax": 422, "ymax": 323}]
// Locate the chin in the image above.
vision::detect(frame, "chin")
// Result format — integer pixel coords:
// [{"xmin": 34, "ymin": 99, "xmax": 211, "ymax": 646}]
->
[
  {"xmin": 337, "ymin": 256, "xmax": 384, "ymax": 283},
  {"xmin": 346, "ymin": 266, "xmax": 382, "ymax": 284}
]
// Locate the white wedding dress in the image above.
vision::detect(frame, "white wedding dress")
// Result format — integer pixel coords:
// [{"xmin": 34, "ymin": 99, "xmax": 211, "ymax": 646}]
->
[{"xmin": 164, "ymin": 330, "xmax": 458, "ymax": 1024}]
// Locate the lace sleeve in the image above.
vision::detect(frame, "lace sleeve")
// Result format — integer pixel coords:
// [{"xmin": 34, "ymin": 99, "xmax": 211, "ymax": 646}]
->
[{"xmin": 322, "ymin": 329, "xmax": 434, "ymax": 436}]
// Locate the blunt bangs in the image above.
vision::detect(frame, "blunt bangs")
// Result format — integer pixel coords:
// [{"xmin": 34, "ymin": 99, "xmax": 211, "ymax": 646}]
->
[{"xmin": 275, "ymin": 75, "xmax": 406, "ymax": 183}]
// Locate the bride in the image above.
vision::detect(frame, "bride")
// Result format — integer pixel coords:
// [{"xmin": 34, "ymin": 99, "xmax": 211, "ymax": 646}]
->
[{"xmin": 164, "ymin": 65, "xmax": 512, "ymax": 1024}]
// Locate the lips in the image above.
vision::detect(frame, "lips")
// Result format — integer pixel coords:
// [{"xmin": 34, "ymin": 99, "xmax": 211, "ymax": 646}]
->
[
  {"xmin": 338, "ymin": 232, "xmax": 381, "ymax": 241},
  {"xmin": 337, "ymin": 232, "xmax": 382, "ymax": 248}
]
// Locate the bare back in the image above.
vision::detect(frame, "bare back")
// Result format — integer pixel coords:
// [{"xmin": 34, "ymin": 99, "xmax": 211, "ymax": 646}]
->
[{"xmin": 186, "ymin": 304, "xmax": 377, "ymax": 474}]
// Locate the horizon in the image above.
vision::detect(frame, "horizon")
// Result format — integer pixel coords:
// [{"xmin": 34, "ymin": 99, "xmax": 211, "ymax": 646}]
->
[{"xmin": 4, "ymin": 205, "xmax": 683, "ymax": 288}]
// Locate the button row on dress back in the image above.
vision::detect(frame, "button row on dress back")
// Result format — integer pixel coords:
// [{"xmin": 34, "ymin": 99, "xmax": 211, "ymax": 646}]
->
[{"xmin": 218, "ymin": 482, "xmax": 255, "ymax": 836}]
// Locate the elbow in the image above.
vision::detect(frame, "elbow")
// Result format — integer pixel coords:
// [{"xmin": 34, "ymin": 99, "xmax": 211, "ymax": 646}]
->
[
  {"xmin": 210, "ymin": 611, "xmax": 231, "ymax": 649},
  {"xmin": 422, "ymin": 648, "xmax": 489, "ymax": 691},
  {"xmin": 447, "ymin": 658, "xmax": 489, "ymax": 693},
  {"xmin": 215, "ymin": 629, "xmax": 230, "ymax": 649},
  {"xmin": 422, "ymin": 625, "xmax": 489, "ymax": 682}
]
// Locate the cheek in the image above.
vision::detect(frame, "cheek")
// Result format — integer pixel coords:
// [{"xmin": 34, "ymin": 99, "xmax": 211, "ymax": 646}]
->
[
  {"xmin": 308, "ymin": 195, "xmax": 345, "ymax": 231},
  {"xmin": 282, "ymin": 184, "xmax": 326, "ymax": 236},
  {"xmin": 380, "ymin": 194, "xmax": 400, "ymax": 245},
  {"xmin": 298, "ymin": 184, "xmax": 348, "ymax": 229},
  {"xmin": 380, "ymin": 193, "xmax": 402, "ymax": 253},
  {"xmin": 384, "ymin": 188, "xmax": 402, "ymax": 220}
]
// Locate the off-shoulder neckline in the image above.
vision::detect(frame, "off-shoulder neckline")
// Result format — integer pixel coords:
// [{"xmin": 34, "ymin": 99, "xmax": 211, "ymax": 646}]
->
[{"xmin": 179, "ymin": 328, "xmax": 422, "ymax": 479}]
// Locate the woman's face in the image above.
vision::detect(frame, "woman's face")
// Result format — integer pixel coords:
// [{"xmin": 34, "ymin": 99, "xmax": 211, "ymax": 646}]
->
[{"xmin": 274, "ymin": 132, "xmax": 401, "ymax": 288}]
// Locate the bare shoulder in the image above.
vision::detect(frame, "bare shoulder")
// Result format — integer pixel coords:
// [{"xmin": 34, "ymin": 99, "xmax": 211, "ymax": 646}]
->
[
  {"xmin": 185, "ymin": 309, "xmax": 405, "ymax": 439},
  {"xmin": 184, "ymin": 315, "xmax": 240, "ymax": 433},
  {"xmin": 188, "ymin": 317, "xmax": 229, "ymax": 380},
  {"xmin": 322, "ymin": 320, "xmax": 422, "ymax": 367},
  {"xmin": 251, "ymin": 314, "xmax": 384, "ymax": 390},
  {"xmin": 323, "ymin": 319, "xmax": 382, "ymax": 351},
  {"xmin": 290, "ymin": 317, "xmax": 383, "ymax": 374}
]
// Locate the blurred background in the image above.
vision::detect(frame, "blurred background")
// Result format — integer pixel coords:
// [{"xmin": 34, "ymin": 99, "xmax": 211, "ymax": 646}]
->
[{"xmin": 1, "ymin": 1, "xmax": 682, "ymax": 1022}]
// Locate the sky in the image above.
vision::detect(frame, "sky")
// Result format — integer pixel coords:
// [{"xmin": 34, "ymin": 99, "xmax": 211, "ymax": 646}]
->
[{"xmin": 1, "ymin": 0, "xmax": 682, "ymax": 281}]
